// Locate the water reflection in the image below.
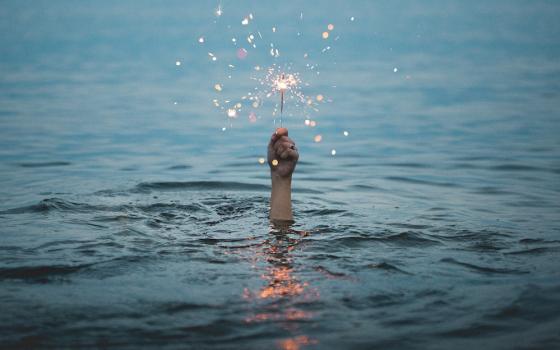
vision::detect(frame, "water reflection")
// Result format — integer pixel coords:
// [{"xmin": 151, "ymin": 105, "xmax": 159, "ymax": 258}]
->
[{"xmin": 243, "ymin": 223, "xmax": 319, "ymax": 349}]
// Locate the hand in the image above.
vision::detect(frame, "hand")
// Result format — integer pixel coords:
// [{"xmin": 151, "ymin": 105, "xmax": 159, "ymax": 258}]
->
[{"xmin": 268, "ymin": 127, "xmax": 299, "ymax": 178}]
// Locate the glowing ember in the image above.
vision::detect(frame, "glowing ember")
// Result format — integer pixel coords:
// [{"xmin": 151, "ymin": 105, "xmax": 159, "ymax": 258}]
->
[
  {"xmin": 316, "ymin": 94, "xmax": 324, "ymax": 102},
  {"xmin": 314, "ymin": 135, "xmax": 322, "ymax": 142},
  {"xmin": 331, "ymin": 149, "xmax": 336, "ymax": 156},
  {"xmin": 175, "ymin": 61, "xmax": 181, "ymax": 66},
  {"xmin": 215, "ymin": 4, "xmax": 222, "ymax": 17},
  {"xmin": 322, "ymin": 31, "xmax": 329, "ymax": 39},
  {"xmin": 343, "ymin": 131, "xmax": 349, "ymax": 136},
  {"xmin": 214, "ymin": 84, "xmax": 222, "ymax": 92}
]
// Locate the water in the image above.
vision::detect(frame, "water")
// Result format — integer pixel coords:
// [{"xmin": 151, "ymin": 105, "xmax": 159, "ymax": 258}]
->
[{"xmin": 1, "ymin": 1, "xmax": 560, "ymax": 348}]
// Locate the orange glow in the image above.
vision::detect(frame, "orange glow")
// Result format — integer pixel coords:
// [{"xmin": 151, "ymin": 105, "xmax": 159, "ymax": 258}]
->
[
  {"xmin": 278, "ymin": 336, "xmax": 318, "ymax": 350},
  {"xmin": 258, "ymin": 266, "xmax": 305, "ymax": 299}
]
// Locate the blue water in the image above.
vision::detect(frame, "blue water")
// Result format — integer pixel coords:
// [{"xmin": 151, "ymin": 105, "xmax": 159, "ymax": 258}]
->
[{"xmin": 1, "ymin": 1, "xmax": 560, "ymax": 348}]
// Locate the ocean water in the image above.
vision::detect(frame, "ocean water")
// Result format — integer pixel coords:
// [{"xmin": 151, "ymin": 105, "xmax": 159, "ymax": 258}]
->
[{"xmin": 1, "ymin": 1, "xmax": 560, "ymax": 349}]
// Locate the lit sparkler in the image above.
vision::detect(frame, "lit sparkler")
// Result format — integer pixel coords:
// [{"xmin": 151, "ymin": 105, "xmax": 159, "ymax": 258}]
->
[
  {"xmin": 272, "ymin": 72, "xmax": 298, "ymax": 126},
  {"xmin": 190, "ymin": 6, "xmax": 357, "ymax": 155}
]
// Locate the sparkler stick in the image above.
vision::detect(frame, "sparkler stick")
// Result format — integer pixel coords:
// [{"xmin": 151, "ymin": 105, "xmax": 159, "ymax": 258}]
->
[{"xmin": 280, "ymin": 74, "xmax": 285, "ymax": 127}]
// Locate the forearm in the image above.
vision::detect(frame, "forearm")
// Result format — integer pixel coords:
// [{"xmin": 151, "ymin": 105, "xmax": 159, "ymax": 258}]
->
[{"xmin": 270, "ymin": 173, "xmax": 293, "ymax": 221}]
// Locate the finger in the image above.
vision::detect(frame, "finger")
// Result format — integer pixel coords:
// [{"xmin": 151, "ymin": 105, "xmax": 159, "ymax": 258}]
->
[
  {"xmin": 280, "ymin": 149, "xmax": 291, "ymax": 159},
  {"xmin": 275, "ymin": 127, "xmax": 288, "ymax": 137},
  {"xmin": 269, "ymin": 132, "xmax": 279, "ymax": 147},
  {"xmin": 274, "ymin": 141, "xmax": 293, "ymax": 154},
  {"xmin": 287, "ymin": 149, "xmax": 299, "ymax": 159}
]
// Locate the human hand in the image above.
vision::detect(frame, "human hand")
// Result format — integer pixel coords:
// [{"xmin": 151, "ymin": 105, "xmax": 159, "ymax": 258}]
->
[{"xmin": 267, "ymin": 127, "xmax": 299, "ymax": 178}]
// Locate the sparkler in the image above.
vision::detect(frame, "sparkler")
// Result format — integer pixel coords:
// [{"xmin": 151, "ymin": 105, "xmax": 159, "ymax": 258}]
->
[
  {"xmin": 176, "ymin": 7, "xmax": 356, "ymax": 157},
  {"xmin": 275, "ymin": 73, "xmax": 295, "ymax": 126}
]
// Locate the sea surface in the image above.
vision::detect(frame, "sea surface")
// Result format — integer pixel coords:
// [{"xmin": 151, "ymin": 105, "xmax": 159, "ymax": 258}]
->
[{"xmin": 1, "ymin": 1, "xmax": 560, "ymax": 349}]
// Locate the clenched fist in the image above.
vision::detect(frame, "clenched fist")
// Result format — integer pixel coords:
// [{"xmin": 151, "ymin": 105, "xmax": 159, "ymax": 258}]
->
[{"xmin": 267, "ymin": 127, "xmax": 299, "ymax": 178}]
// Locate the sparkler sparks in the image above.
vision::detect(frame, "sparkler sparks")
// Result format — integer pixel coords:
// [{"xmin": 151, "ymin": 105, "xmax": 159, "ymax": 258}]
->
[{"xmin": 180, "ymin": 6, "xmax": 345, "ymax": 155}]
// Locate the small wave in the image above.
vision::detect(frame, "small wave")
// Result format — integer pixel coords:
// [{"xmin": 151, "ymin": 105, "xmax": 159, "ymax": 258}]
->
[
  {"xmin": 0, "ymin": 264, "xmax": 91, "ymax": 281},
  {"xmin": 301, "ymin": 208, "xmax": 347, "ymax": 216},
  {"xmin": 315, "ymin": 265, "xmax": 350, "ymax": 279},
  {"xmin": 489, "ymin": 164, "xmax": 542, "ymax": 172},
  {"xmin": 350, "ymin": 184, "xmax": 384, "ymax": 191},
  {"xmin": 367, "ymin": 262, "xmax": 412, "ymax": 275},
  {"xmin": 160, "ymin": 302, "xmax": 219, "ymax": 314},
  {"xmin": 471, "ymin": 186, "xmax": 513, "ymax": 195},
  {"xmin": 381, "ymin": 162, "xmax": 430, "ymax": 168},
  {"xmin": 17, "ymin": 161, "xmax": 71, "ymax": 168},
  {"xmin": 387, "ymin": 223, "xmax": 432, "ymax": 230},
  {"xmin": 385, "ymin": 176, "xmax": 459, "ymax": 188},
  {"xmin": 333, "ymin": 231, "xmax": 440, "ymax": 247},
  {"xmin": 134, "ymin": 181, "xmax": 270, "ymax": 192},
  {"xmin": 0, "ymin": 198, "xmax": 100, "ymax": 214},
  {"xmin": 166, "ymin": 165, "xmax": 192, "ymax": 170},
  {"xmin": 505, "ymin": 247, "xmax": 560, "ymax": 255},
  {"xmin": 440, "ymin": 258, "xmax": 527, "ymax": 275}
]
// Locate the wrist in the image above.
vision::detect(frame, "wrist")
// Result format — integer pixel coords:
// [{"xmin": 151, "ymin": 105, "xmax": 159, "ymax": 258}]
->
[{"xmin": 271, "ymin": 172, "xmax": 292, "ymax": 186}]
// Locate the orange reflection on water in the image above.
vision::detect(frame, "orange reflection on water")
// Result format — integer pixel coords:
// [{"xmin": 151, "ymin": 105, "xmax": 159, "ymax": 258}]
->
[
  {"xmin": 245, "ymin": 308, "xmax": 312, "ymax": 324},
  {"xmin": 259, "ymin": 266, "xmax": 307, "ymax": 299},
  {"xmin": 242, "ymin": 226, "xmax": 319, "ymax": 349},
  {"xmin": 278, "ymin": 335, "xmax": 318, "ymax": 350}
]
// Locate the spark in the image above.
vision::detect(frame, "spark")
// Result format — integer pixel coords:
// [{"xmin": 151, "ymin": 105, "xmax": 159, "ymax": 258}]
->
[
  {"xmin": 316, "ymin": 94, "xmax": 324, "ymax": 102},
  {"xmin": 198, "ymin": 37, "xmax": 205, "ymax": 43},
  {"xmin": 322, "ymin": 31, "xmax": 329, "ymax": 39},
  {"xmin": 393, "ymin": 67, "xmax": 398, "ymax": 73},
  {"xmin": 327, "ymin": 24, "xmax": 334, "ymax": 31},
  {"xmin": 272, "ymin": 159, "xmax": 279, "ymax": 166},
  {"xmin": 270, "ymin": 72, "xmax": 299, "ymax": 123},
  {"xmin": 331, "ymin": 149, "xmax": 336, "ymax": 156},
  {"xmin": 314, "ymin": 135, "xmax": 322, "ymax": 142},
  {"xmin": 227, "ymin": 109, "xmax": 237, "ymax": 118},
  {"xmin": 214, "ymin": 83, "xmax": 222, "ymax": 91},
  {"xmin": 175, "ymin": 60, "xmax": 181, "ymax": 66},
  {"xmin": 215, "ymin": 4, "xmax": 223, "ymax": 17},
  {"xmin": 258, "ymin": 158, "xmax": 265, "ymax": 164},
  {"xmin": 343, "ymin": 131, "xmax": 349, "ymax": 136}
]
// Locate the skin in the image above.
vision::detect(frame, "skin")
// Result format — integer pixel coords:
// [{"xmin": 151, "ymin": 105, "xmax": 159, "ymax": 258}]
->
[{"xmin": 268, "ymin": 127, "xmax": 299, "ymax": 222}]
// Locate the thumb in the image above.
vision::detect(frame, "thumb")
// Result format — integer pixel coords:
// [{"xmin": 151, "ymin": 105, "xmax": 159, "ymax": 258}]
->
[{"xmin": 275, "ymin": 127, "xmax": 288, "ymax": 137}]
